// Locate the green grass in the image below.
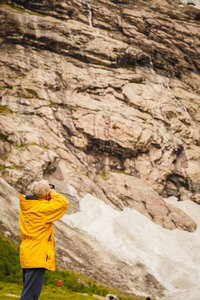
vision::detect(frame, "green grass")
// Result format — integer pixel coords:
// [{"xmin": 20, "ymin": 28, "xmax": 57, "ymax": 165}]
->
[
  {"xmin": 0, "ymin": 236, "xmax": 109, "ymax": 295},
  {"xmin": 0, "ymin": 282, "xmax": 147, "ymax": 300},
  {"xmin": 0, "ymin": 238, "xmax": 21, "ymax": 284},
  {"xmin": 40, "ymin": 286, "xmax": 95, "ymax": 300},
  {"xmin": 0, "ymin": 236, "xmax": 147, "ymax": 300},
  {"xmin": 0, "ymin": 282, "xmax": 97, "ymax": 300}
]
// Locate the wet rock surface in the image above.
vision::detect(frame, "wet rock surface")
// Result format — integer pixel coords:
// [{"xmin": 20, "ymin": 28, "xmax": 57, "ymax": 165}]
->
[{"xmin": 0, "ymin": 0, "xmax": 200, "ymax": 297}]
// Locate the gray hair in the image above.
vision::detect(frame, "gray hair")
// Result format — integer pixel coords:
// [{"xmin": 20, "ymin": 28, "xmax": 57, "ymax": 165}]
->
[{"xmin": 32, "ymin": 180, "xmax": 50, "ymax": 199}]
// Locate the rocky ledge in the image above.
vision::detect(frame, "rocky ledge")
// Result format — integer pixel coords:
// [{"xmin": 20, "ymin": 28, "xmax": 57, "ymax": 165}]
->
[{"xmin": 0, "ymin": 0, "xmax": 200, "ymax": 297}]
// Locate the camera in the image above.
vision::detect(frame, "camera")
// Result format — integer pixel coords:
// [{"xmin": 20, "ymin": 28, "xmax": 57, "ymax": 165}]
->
[{"xmin": 49, "ymin": 184, "xmax": 56, "ymax": 190}]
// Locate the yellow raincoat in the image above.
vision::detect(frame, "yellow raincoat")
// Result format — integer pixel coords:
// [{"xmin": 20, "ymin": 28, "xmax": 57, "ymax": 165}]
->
[{"xmin": 19, "ymin": 192, "xmax": 69, "ymax": 271}]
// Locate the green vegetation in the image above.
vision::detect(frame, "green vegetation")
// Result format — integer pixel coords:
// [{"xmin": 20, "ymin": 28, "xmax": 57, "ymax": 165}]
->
[
  {"xmin": 16, "ymin": 143, "xmax": 42, "ymax": 149},
  {"xmin": 0, "ymin": 236, "xmax": 110, "ymax": 295},
  {"xmin": 117, "ymin": 170, "xmax": 126, "ymax": 175},
  {"xmin": 100, "ymin": 171, "xmax": 108, "ymax": 181},
  {"xmin": 44, "ymin": 269, "xmax": 109, "ymax": 296},
  {"xmin": 0, "ymin": 2, "xmax": 24, "ymax": 12},
  {"xmin": 25, "ymin": 88, "xmax": 39, "ymax": 99},
  {"xmin": 0, "ymin": 236, "xmax": 146, "ymax": 300},
  {"xmin": 0, "ymin": 165, "xmax": 7, "ymax": 171},
  {"xmin": 0, "ymin": 106, "xmax": 13, "ymax": 114},
  {"xmin": 0, "ymin": 282, "xmax": 149, "ymax": 300},
  {"xmin": 0, "ymin": 134, "xmax": 14, "ymax": 144},
  {"xmin": 0, "ymin": 85, "xmax": 13, "ymax": 90},
  {"xmin": 0, "ymin": 237, "xmax": 21, "ymax": 284},
  {"xmin": 0, "ymin": 282, "xmax": 96, "ymax": 300}
]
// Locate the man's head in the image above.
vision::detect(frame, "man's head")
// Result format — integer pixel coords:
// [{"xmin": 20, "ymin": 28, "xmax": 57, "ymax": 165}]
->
[{"xmin": 32, "ymin": 180, "xmax": 50, "ymax": 200}]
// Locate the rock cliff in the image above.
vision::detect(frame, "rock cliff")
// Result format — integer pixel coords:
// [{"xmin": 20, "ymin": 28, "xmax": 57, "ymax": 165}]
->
[{"xmin": 0, "ymin": 0, "xmax": 200, "ymax": 297}]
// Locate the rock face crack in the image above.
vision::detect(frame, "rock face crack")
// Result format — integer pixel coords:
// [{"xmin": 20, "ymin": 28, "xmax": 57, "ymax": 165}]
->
[{"xmin": 1, "ymin": 0, "xmax": 200, "ymax": 296}]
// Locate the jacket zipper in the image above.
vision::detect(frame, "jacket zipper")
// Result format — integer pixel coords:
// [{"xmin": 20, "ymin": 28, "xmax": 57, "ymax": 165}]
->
[{"xmin": 46, "ymin": 234, "xmax": 52, "ymax": 261}]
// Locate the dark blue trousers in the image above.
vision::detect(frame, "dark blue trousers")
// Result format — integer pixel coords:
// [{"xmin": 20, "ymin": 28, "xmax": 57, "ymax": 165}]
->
[{"xmin": 20, "ymin": 268, "xmax": 46, "ymax": 300}]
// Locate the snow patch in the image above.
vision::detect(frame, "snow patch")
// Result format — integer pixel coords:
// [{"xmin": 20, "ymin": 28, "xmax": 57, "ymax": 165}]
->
[{"xmin": 62, "ymin": 194, "xmax": 200, "ymax": 298}]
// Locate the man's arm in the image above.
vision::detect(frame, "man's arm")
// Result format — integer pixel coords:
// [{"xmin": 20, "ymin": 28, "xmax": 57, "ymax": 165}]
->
[{"xmin": 40, "ymin": 191, "xmax": 69, "ymax": 223}]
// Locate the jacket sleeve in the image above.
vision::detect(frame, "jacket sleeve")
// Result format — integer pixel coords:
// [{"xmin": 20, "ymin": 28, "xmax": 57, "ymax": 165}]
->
[{"xmin": 40, "ymin": 193, "xmax": 69, "ymax": 223}]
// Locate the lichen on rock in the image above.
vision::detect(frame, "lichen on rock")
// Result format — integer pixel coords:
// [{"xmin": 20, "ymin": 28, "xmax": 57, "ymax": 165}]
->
[{"xmin": 1, "ymin": 0, "xmax": 200, "ymax": 297}]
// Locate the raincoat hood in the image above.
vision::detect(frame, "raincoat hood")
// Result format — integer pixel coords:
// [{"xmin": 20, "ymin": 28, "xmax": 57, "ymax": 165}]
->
[{"xmin": 19, "ymin": 194, "xmax": 42, "ymax": 211}]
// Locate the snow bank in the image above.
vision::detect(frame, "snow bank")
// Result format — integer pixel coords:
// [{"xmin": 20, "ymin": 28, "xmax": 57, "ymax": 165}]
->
[{"xmin": 62, "ymin": 195, "xmax": 200, "ymax": 298}]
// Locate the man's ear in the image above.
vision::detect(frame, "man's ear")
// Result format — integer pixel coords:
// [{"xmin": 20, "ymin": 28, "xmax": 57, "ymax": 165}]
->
[{"xmin": 45, "ymin": 192, "xmax": 51, "ymax": 200}]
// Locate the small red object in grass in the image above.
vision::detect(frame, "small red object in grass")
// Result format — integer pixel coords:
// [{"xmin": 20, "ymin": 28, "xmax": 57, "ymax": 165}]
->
[{"xmin": 58, "ymin": 280, "xmax": 62, "ymax": 287}]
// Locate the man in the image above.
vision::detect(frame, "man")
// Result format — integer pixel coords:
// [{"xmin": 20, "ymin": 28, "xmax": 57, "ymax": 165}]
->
[{"xmin": 19, "ymin": 180, "xmax": 69, "ymax": 300}]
